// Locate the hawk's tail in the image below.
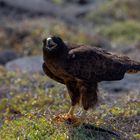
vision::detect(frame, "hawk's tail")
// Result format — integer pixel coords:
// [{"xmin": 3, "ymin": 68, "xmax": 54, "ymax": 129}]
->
[{"xmin": 126, "ymin": 61, "xmax": 140, "ymax": 74}]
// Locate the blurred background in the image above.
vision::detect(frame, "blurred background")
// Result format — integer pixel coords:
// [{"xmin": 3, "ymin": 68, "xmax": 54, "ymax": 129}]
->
[
  {"xmin": 0, "ymin": 0, "xmax": 140, "ymax": 92},
  {"xmin": 0, "ymin": 0, "xmax": 140, "ymax": 139}
]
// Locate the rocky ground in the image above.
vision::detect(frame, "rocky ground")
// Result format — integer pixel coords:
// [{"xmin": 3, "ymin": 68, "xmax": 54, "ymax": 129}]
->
[{"xmin": 0, "ymin": 0, "xmax": 140, "ymax": 139}]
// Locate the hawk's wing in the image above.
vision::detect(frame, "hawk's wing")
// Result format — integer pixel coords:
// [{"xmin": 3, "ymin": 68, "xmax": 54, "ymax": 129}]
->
[{"xmin": 64, "ymin": 46, "xmax": 131, "ymax": 82}]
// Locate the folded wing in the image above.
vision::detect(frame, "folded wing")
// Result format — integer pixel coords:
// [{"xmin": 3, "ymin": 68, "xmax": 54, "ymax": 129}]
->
[{"xmin": 65, "ymin": 46, "xmax": 140, "ymax": 82}]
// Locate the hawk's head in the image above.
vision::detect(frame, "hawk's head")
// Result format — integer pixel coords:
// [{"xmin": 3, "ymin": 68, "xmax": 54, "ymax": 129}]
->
[{"xmin": 43, "ymin": 36, "xmax": 64, "ymax": 51}]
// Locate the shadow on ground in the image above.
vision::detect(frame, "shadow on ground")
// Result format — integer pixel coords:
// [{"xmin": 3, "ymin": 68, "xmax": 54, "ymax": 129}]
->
[{"xmin": 68, "ymin": 123, "xmax": 121, "ymax": 140}]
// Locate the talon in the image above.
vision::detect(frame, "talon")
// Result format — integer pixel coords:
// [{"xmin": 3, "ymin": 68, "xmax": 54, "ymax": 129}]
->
[
  {"xmin": 51, "ymin": 113, "xmax": 84, "ymax": 126},
  {"xmin": 52, "ymin": 113, "xmax": 75, "ymax": 123},
  {"xmin": 51, "ymin": 107, "xmax": 86, "ymax": 126}
]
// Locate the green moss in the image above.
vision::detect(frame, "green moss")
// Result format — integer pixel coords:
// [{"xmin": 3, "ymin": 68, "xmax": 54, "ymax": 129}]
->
[
  {"xmin": 0, "ymin": 71, "xmax": 140, "ymax": 139},
  {"xmin": 109, "ymin": 107, "xmax": 124, "ymax": 116},
  {"xmin": 134, "ymin": 134, "xmax": 140, "ymax": 139},
  {"xmin": 0, "ymin": 117, "xmax": 62, "ymax": 140},
  {"xmin": 95, "ymin": 20, "xmax": 140, "ymax": 44},
  {"xmin": 86, "ymin": 1, "xmax": 115, "ymax": 24},
  {"xmin": 86, "ymin": 0, "xmax": 140, "ymax": 24},
  {"xmin": 52, "ymin": 0, "xmax": 65, "ymax": 5},
  {"xmin": 0, "ymin": 116, "xmax": 119, "ymax": 140}
]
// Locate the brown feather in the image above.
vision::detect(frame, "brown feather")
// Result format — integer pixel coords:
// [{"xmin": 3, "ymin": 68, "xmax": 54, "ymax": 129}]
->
[{"xmin": 42, "ymin": 36, "xmax": 140, "ymax": 110}]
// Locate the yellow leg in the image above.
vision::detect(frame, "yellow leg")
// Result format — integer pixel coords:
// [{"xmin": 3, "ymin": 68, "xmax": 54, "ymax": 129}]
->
[
  {"xmin": 64, "ymin": 107, "xmax": 87, "ymax": 125},
  {"xmin": 52, "ymin": 106, "xmax": 86, "ymax": 125},
  {"xmin": 68, "ymin": 106, "xmax": 75, "ymax": 116},
  {"xmin": 52, "ymin": 106, "xmax": 76, "ymax": 123}
]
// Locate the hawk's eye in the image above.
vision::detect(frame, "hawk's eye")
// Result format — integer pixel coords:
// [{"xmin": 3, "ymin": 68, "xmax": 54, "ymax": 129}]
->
[{"xmin": 47, "ymin": 38, "xmax": 57, "ymax": 49}]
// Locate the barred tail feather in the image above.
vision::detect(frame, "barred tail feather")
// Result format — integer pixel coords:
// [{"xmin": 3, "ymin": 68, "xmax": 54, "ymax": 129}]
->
[{"xmin": 126, "ymin": 63, "xmax": 140, "ymax": 74}]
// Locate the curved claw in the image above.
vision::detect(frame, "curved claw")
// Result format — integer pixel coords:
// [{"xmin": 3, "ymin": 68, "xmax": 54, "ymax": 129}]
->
[{"xmin": 52, "ymin": 113, "xmax": 84, "ymax": 126}]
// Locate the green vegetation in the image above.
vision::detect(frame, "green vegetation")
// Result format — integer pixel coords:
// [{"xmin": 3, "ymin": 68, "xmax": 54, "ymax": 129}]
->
[
  {"xmin": 0, "ymin": 20, "xmax": 98, "ymax": 57},
  {"xmin": 86, "ymin": 0, "xmax": 140, "ymax": 24},
  {"xmin": 85, "ymin": 1, "xmax": 116, "ymax": 25},
  {"xmin": 95, "ymin": 20, "xmax": 140, "ymax": 44},
  {"xmin": 0, "ymin": 69, "xmax": 139, "ymax": 139},
  {"xmin": 52, "ymin": 0, "xmax": 65, "ymax": 5},
  {"xmin": 85, "ymin": 0, "xmax": 140, "ymax": 44}
]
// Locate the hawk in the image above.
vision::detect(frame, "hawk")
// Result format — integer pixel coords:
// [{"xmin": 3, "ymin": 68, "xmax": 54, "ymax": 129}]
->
[{"xmin": 42, "ymin": 36, "xmax": 140, "ymax": 123}]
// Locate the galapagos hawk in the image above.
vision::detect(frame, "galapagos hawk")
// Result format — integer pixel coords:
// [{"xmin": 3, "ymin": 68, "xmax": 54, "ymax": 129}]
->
[{"xmin": 42, "ymin": 36, "xmax": 140, "ymax": 123}]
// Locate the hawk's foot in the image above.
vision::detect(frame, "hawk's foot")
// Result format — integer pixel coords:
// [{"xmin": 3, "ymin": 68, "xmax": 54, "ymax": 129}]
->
[{"xmin": 52, "ymin": 113, "xmax": 84, "ymax": 126}]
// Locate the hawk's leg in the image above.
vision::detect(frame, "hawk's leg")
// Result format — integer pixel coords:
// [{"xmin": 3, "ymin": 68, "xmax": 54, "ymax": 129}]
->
[
  {"xmin": 61, "ymin": 105, "xmax": 78, "ymax": 124},
  {"xmin": 81, "ymin": 83, "xmax": 98, "ymax": 111},
  {"xmin": 68, "ymin": 105, "xmax": 75, "ymax": 116},
  {"xmin": 52, "ymin": 80, "xmax": 80, "ymax": 124},
  {"xmin": 52, "ymin": 105, "xmax": 79, "ymax": 124},
  {"xmin": 66, "ymin": 80, "xmax": 80, "ymax": 115},
  {"xmin": 63, "ymin": 106, "xmax": 87, "ymax": 125},
  {"xmin": 59, "ymin": 80, "xmax": 81, "ymax": 124}
]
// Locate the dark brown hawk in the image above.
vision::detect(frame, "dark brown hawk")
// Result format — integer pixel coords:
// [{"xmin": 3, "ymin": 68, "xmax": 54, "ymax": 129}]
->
[{"xmin": 42, "ymin": 36, "xmax": 140, "ymax": 123}]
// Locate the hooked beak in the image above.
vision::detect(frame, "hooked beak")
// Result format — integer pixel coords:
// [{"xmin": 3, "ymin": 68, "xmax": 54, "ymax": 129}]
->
[{"xmin": 46, "ymin": 37, "xmax": 57, "ymax": 49}]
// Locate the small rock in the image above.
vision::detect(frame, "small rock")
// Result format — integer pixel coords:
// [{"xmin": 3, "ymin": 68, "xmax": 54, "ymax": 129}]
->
[
  {"xmin": 0, "ymin": 50, "xmax": 19, "ymax": 65},
  {"xmin": 6, "ymin": 56, "xmax": 43, "ymax": 73}
]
